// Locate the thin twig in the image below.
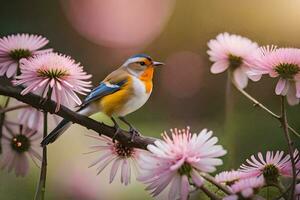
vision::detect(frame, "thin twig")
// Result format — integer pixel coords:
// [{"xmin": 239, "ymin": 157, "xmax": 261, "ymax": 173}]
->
[
  {"xmin": 201, "ymin": 186, "xmax": 222, "ymax": 200},
  {"xmin": 287, "ymin": 126, "xmax": 300, "ymax": 138},
  {"xmin": 232, "ymin": 81, "xmax": 280, "ymax": 119},
  {"xmin": 280, "ymin": 97, "xmax": 296, "ymax": 200},
  {"xmin": 232, "ymin": 81, "xmax": 300, "ymax": 138},
  {"xmin": 0, "ymin": 104, "xmax": 30, "ymax": 114},
  {"xmin": 200, "ymin": 173, "xmax": 232, "ymax": 195},
  {"xmin": 34, "ymin": 111, "xmax": 48, "ymax": 200}
]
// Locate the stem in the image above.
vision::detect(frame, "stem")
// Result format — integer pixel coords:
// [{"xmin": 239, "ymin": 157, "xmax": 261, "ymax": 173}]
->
[
  {"xmin": 232, "ymin": 81, "xmax": 300, "ymax": 138},
  {"xmin": 0, "ymin": 97, "xmax": 10, "ymax": 154},
  {"xmin": 225, "ymin": 70, "xmax": 234, "ymax": 123},
  {"xmin": 280, "ymin": 97, "xmax": 296, "ymax": 200},
  {"xmin": 34, "ymin": 111, "xmax": 48, "ymax": 200},
  {"xmin": 200, "ymin": 173, "xmax": 233, "ymax": 195},
  {"xmin": 0, "ymin": 104, "xmax": 30, "ymax": 114},
  {"xmin": 201, "ymin": 186, "xmax": 222, "ymax": 200},
  {"xmin": 224, "ymin": 70, "xmax": 237, "ymax": 166}
]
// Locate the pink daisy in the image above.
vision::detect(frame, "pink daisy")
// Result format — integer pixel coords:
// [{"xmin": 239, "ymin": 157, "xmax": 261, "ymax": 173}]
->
[
  {"xmin": 0, "ymin": 33, "xmax": 52, "ymax": 78},
  {"xmin": 215, "ymin": 170, "xmax": 246, "ymax": 186},
  {"xmin": 224, "ymin": 176, "xmax": 265, "ymax": 200},
  {"xmin": 249, "ymin": 47, "xmax": 300, "ymax": 105},
  {"xmin": 0, "ymin": 121, "xmax": 41, "ymax": 177},
  {"xmin": 14, "ymin": 53, "xmax": 92, "ymax": 112},
  {"xmin": 239, "ymin": 151, "xmax": 290, "ymax": 184},
  {"xmin": 86, "ymin": 134, "xmax": 147, "ymax": 186},
  {"xmin": 138, "ymin": 127, "xmax": 227, "ymax": 200},
  {"xmin": 207, "ymin": 32, "xmax": 260, "ymax": 89}
]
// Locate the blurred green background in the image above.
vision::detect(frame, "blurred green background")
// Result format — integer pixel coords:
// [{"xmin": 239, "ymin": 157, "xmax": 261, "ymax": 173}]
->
[{"xmin": 0, "ymin": 0, "xmax": 299, "ymax": 199}]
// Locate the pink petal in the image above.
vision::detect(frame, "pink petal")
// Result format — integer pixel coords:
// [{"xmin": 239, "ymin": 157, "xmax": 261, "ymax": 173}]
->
[
  {"xmin": 275, "ymin": 78, "xmax": 287, "ymax": 95},
  {"xmin": 168, "ymin": 175, "xmax": 181, "ymax": 200},
  {"xmin": 296, "ymin": 81, "xmax": 300, "ymax": 98},
  {"xmin": 121, "ymin": 159, "xmax": 130, "ymax": 185},
  {"xmin": 233, "ymin": 68, "xmax": 248, "ymax": 89},
  {"xmin": 15, "ymin": 154, "xmax": 29, "ymax": 177},
  {"xmin": 110, "ymin": 158, "xmax": 121, "ymax": 183},
  {"xmin": 180, "ymin": 175, "xmax": 189, "ymax": 200},
  {"xmin": 170, "ymin": 157, "xmax": 185, "ymax": 171},
  {"xmin": 96, "ymin": 156, "xmax": 115, "ymax": 175},
  {"xmin": 191, "ymin": 170, "xmax": 204, "ymax": 187},
  {"xmin": 248, "ymin": 74, "xmax": 261, "ymax": 82},
  {"xmin": 89, "ymin": 151, "xmax": 111, "ymax": 168},
  {"xmin": 287, "ymin": 83, "xmax": 299, "ymax": 106},
  {"xmin": 6, "ymin": 62, "xmax": 18, "ymax": 78},
  {"xmin": 241, "ymin": 188, "xmax": 254, "ymax": 198},
  {"xmin": 210, "ymin": 60, "xmax": 229, "ymax": 74}
]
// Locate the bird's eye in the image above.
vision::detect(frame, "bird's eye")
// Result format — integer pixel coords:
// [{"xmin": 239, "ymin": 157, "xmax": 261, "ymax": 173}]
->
[{"xmin": 139, "ymin": 61, "xmax": 146, "ymax": 66}]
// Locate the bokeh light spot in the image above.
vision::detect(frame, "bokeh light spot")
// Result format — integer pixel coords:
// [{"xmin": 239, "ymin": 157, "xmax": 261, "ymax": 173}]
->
[
  {"xmin": 61, "ymin": 0, "xmax": 176, "ymax": 49},
  {"xmin": 161, "ymin": 51, "xmax": 204, "ymax": 99}
]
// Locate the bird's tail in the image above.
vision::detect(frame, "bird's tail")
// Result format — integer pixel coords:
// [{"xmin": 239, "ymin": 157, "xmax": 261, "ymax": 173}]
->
[
  {"xmin": 41, "ymin": 119, "xmax": 71, "ymax": 146},
  {"xmin": 41, "ymin": 104, "xmax": 96, "ymax": 146}
]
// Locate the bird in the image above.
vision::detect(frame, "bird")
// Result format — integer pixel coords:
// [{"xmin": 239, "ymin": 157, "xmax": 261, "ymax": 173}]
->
[{"xmin": 41, "ymin": 54, "xmax": 164, "ymax": 146}]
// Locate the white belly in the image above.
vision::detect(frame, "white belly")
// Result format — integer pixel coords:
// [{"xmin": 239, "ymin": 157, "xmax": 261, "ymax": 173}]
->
[{"xmin": 117, "ymin": 77, "xmax": 151, "ymax": 117}]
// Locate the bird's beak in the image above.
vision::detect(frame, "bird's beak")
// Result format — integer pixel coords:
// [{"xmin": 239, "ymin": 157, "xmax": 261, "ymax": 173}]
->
[{"xmin": 153, "ymin": 61, "xmax": 165, "ymax": 67}]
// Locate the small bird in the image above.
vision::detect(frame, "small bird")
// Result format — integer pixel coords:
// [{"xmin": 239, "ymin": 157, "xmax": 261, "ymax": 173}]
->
[{"xmin": 41, "ymin": 54, "xmax": 164, "ymax": 146}]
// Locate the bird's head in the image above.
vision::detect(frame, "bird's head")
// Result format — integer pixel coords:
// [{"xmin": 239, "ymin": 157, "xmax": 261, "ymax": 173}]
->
[{"xmin": 122, "ymin": 54, "xmax": 164, "ymax": 78}]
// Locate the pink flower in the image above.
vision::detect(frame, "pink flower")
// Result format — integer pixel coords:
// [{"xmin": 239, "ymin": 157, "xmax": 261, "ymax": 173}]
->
[
  {"xmin": 207, "ymin": 32, "xmax": 260, "ymax": 89},
  {"xmin": 14, "ymin": 53, "xmax": 92, "ymax": 112},
  {"xmin": 138, "ymin": 127, "xmax": 227, "ymax": 200},
  {"xmin": 0, "ymin": 33, "xmax": 52, "ymax": 78},
  {"xmin": 249, "ymin": 47, "xmax": 300, "ymax": 105},
  {"xmin": 86, "ymin": 134, "xmax": 146, "ymax": 185},
  {"xmin": 0, "ymin": 121, "xmax": 41, "ymax": 177},
  {"xmin": 239, "ymin": 151, "xmax": 290, "ymax": 184},
  {"xmin": 215, "ymin": 170, "xmax": 245, "ymax": 186},
  {"xmin": 224, "ymin": 176, "xmax": 265, "ymax": 199}
]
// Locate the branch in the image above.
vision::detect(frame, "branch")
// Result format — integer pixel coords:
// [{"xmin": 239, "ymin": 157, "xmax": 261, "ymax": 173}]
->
[
  {"xmin": 232, "ymin": 81, "xmax": 300, "ymax": 138},
  {"xmin": 0, "ymin": 77, "xmax": 155, "ymax": 150},
  {"xmin": 0, "ymin": 104, "xmax": 30, "ymax": 114},
  {"xmin": 280, "ymin": 97, "xmax": 296, "ymax": 199}
]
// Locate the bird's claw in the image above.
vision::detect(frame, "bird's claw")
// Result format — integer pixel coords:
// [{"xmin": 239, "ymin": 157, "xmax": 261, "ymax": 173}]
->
[
  {"xmin": 39, "ymin": 98, "xmax": 48, "ymax": 105},
  {"xmin": 112, "ymin": 126, "xmax": 122, "ymax": 143},
  {"xmin": 129, "ymin": 127, "xmax": 141, "ymax": 142}
]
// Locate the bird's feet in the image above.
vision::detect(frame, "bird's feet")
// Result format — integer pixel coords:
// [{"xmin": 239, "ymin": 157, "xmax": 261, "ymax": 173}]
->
[
  {"xmin": 112, "ymin": 126, "xmax": 122, "ymax": 143},
  {"xmin": 39, "ymin": 97, "xmax": 48, "ymax": 105},
  {"xmin": 129, "ymin": 127, "xmax": 141, "ymax": 142}
]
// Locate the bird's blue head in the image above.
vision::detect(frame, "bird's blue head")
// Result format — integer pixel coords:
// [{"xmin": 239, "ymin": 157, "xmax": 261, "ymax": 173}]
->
[{"xmin": 122, "ymin": 54, "xmax": 164, "ymax": 77}]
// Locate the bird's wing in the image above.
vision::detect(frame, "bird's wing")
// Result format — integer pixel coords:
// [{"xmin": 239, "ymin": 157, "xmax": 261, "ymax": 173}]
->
[{"xmin": 82, "ymin": 70, "xmax": 128, "ymax": 106}]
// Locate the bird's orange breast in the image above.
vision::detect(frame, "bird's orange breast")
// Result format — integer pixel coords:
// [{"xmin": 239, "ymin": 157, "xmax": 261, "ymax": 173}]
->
[
  {"xmin": 139, "ymin": 67, "xmax": 153, "ymax": 93},
  {"xmin": 99, "ymin": 77, "xmax": 133, "ymax": 116}
]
